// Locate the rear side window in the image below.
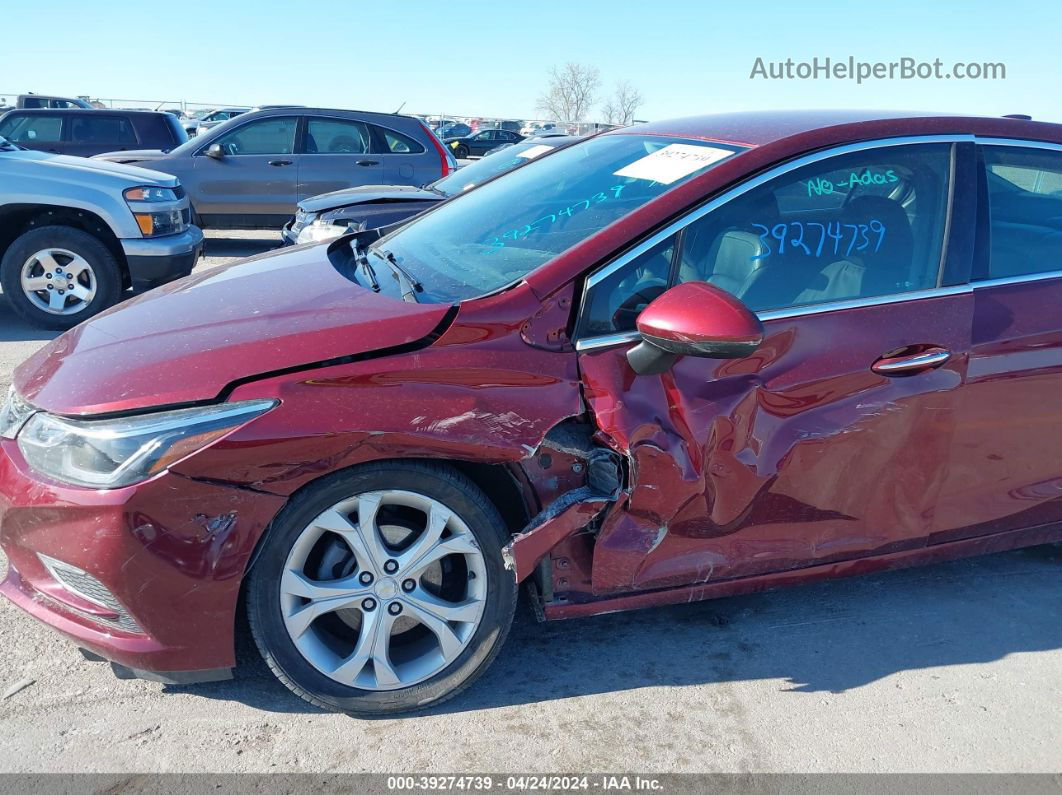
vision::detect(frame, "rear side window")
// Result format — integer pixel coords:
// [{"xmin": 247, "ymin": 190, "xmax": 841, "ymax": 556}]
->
[
  {"xmin": 305, "ymin": 118, "xmax": 370, "ymax": 154},
  {"xmin": 68, "ymin": 115, "xmax": 137, "ymax": 144},
  {"xmin": 376, "ymin": 127, "xmax": 424, "ymax": 154},
  {"xmin": 0, "ymin": 114, "xmax": 62, "ymax": 143},
  {"xmin": 980, "ymin": 145, "xmax": 1062, "ymax": 279}
]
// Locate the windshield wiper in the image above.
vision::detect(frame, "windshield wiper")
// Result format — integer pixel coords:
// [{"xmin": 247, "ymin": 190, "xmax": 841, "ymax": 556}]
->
[
  {"xmin": 355, "ymin": 251, "xmax": 380, "ymax": 291},
  {"xmin": 373, "ymin": 249, "xmax": 422, "ymax": 303}
]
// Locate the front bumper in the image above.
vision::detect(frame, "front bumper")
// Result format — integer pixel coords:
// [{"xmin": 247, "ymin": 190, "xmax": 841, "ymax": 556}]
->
[
  {"xmin": 0, "ymin": 439, "xmax": 285, "ymax": 678},
  {"xmin": 121, "ymin": 225, "xmax": 204, "ymax": 290}
]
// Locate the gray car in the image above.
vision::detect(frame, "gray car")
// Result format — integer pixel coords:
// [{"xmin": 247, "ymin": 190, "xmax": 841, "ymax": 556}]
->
[{"xmin": 93, "ymin": 107, "xmax": 457, "ymax": 229}]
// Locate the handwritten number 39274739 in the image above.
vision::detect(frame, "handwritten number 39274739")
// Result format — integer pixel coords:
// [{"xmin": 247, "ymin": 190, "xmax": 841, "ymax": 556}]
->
[{"xmin": 749, "ymin": 219, "xmax": 886, "ymax": 261}]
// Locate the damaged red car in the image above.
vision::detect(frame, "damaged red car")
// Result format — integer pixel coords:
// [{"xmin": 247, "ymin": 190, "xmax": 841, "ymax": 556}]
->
[{"xmin": 4, "ymin": 109, "xmax": 1062, "ymax": 715}]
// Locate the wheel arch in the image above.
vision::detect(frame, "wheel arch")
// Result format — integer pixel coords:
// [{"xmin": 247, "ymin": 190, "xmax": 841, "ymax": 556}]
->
[{"xmin": 0, "ymin": 204, "xmax": 129, "ymax": 286}]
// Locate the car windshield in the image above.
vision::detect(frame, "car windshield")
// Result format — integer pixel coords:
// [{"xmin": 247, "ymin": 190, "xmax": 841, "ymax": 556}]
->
[
  {"xmin": 370, "ymin": 134, "xmax": 745, "ymax": 302},
  {"xmin": 430, "ymin": 140, "xmax": 567, "ymax": 196},
  {"xmin": 0, "ymin": 135, "xmax": 17, "ymax": 151}
]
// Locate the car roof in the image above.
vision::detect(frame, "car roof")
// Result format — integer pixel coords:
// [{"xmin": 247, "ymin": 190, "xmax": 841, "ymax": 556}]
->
[
  {"xmin": 3, "ymin": 108, "xmax": 171, "ymax": 117},
  {"xmin": 612, "ymin": 109, "xmax": 1062, "ymax": 148},
  {"xmin": 242, "ymin": 106, "xmax": 419, "ymax": 122}
]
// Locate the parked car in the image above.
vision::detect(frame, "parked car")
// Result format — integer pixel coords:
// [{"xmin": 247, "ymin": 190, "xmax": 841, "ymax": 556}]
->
[
  {"xmin": 283, "ymin": 135, "xmax": 583, "ymax": 245},
  {"xmin": 0, "ymin": 134, "xmax": 201, "ymax": 328},
  {"xmin": 184, "ymin": 107, "xmax": 250, "ymax": 137},
  {"xmin": 5, "ymin": 110, "xmax": 1062, "ymax": 717},
  {"xmin": 436, "ymin": 122, "xmax": 471, "ymax": 139},
  {"xmin": 92, "ymin": 107, "xmax": 457, "ymax": 229},
  {"xmin": 520, "ymin": 122, "xmax": 556, "ymax": 137},
  {"xmin": 0, "ymin": 109, "xmax": 188, "ymax": 158},
  {"xmin": 443, "ymin": 127, "xmax": 524, "ymax": 158},
  {"xmin": 14, "ymin": 94, "xmax": 94, "ymax": 110}
]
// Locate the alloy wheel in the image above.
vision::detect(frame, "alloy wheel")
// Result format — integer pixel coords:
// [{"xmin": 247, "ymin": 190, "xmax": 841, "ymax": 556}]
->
[
  {"xmin": 280, "ymin": 490, "xmax": 487, "ymax": 691},
  {"xmin": 20, "ymin": 248, "xmax": 97, "ymax": 315}
]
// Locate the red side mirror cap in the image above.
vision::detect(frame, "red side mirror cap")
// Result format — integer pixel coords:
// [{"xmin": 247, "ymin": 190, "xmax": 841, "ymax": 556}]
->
[{"xmin": 628, "ymin": 282, "xmax": 764, "ymax": 375}]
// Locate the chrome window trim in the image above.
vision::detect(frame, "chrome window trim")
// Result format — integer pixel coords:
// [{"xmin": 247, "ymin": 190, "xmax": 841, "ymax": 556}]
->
[
  {"xmin": 973, "ymin": 270, "xmax": 1062, "ymax": 289},
  {"xmin": 977, "ymin": 137, "xmax": 1062, "ymax": 153},
  {"xmin": 574, "ymin": 284, "xmax": 973, "ymax": 351}
]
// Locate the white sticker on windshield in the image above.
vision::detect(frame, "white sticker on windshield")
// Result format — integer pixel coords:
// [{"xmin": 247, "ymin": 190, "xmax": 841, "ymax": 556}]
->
[
  {"xmin": 516, "ymin": 144, "xmax": 556, "ymax": 159},
  {"xmin": 614, "ymin": 144, "xmax": 734, "ymax": 184}
]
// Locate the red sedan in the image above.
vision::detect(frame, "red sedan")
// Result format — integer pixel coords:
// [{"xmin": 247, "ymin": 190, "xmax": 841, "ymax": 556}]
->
[{"xmin": 3, "ymin": 110, "xmax": 1062, "ymax": 715}]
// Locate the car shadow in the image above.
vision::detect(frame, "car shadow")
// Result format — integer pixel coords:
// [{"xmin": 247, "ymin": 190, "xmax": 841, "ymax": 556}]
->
[
  {"xmin": 170, "ymin": 544, "xmax": 1062, "ymax": 716},
  {"xmin": 0, "ymin": 298, "xmax": 62, "ymax": 344},
  {"xmin": 203, "ymin": 235, "xmax": 281, "ymax": 260}
]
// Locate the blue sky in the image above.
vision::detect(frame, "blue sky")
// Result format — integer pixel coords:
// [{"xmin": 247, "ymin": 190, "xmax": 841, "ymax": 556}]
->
[{"xmin": 3, "ymin": 0, "xmax": 1059, "ymax": 122}]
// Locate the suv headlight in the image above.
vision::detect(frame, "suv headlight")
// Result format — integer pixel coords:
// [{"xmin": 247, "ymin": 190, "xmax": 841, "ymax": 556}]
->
[
  {"xmin": 123, "ymin": 185, "xmax": 186, "ymax": 237},
  {"xmin": 16, "ymin": 399, "xmax": 277, "ymax": 489}
]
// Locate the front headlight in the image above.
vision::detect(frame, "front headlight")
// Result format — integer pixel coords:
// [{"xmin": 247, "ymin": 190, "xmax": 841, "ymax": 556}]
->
[
  {"xmin": 124, "ymin": 186, "xmax": 186, "ymax": 237},
  {"xmin": 296, "ymin": 219, "xmax": 347, "ymax": 245},
  {"xmin": 16, "ymin": 399, "xmax": 277, "ymax": 489},
  {"xmin": 123, "ymin": 186, "xmax": 178, "ymax": 202},
  {"xmin": 0, "ymin": 387, "xmax": 35, "ymax": 440}
]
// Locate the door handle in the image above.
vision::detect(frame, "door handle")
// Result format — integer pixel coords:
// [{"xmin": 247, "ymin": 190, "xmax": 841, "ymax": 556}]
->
[
  {"xmin": 872, "ymin": 347, "xmax": 951, "ymax": 375},
  {"xmin": 268, "ymin": 159, "xmax": 293, "ymax": 166},
  {"xmin": 356, "ymin": 159, "xmax": 379, "ymax": 167}
]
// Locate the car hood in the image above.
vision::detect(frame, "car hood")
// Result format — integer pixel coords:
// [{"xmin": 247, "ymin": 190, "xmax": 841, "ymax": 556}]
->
[
  {"xmin": 0, "ymin": 149, "xmax": 178, "ymax": 187},
  {"xmin": 91, "ymin": 149, "xmax": 170, "ymax": 163},
  {"xmin": 14, "ymin": 243, "xmax": 453, "ymax": 415},
  {"xmin": 299, "ymin": 184, "xmax": 440, "ymax": 213}
]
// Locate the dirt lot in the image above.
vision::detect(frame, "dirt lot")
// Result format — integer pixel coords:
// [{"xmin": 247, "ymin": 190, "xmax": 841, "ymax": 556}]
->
[{"xmin": 0, "ymin": 231, "xmax": 1059, "ymax": 773}]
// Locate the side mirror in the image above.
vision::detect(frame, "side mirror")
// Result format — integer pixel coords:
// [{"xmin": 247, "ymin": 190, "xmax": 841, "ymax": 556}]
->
[
  {"xmin": 627, "ymin": 282, "xmax": 764, "ymax": 375},
  {"xmin": 204, "ymin": 143, "xmax": 224, "ymax": 159}
]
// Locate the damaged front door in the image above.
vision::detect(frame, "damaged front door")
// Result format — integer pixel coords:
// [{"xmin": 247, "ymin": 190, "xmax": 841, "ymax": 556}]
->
[{"xmin": 575, "ymin": 140, "xmax": 976, "ymax": 595}]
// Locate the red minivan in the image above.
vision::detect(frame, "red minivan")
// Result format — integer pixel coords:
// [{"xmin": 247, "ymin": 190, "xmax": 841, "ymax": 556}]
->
[{"xmin": 3, "ymin": 110, "xmax": 1062, "ymax": 715}]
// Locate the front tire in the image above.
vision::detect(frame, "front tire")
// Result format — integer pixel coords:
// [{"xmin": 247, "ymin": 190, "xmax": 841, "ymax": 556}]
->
[
  {"xmin": 247, "ymin": 462, "xmax": 517, "ymax": 715},
  {"xmin": 454, "ymin": 145, "xmax": 469, "ymax": 159},
  {"xmin": 1, "ymin": 225, "xmax": 122, "ymax": 330}
]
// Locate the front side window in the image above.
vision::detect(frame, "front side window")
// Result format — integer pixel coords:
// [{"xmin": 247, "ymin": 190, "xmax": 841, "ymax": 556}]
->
[
  {"xmin": 981, "ymin": 145, "xmax": 1062, "ymax": 279},
  {"xmin": 211, "ymin": 117, "xmax": 296, "ymax": 155},
  {"xmin": 371, "ymin": 134, "xmax": 744, "ymax": 302},
  {"xmin": 306, "ymin": 118, "xmax": 370, "ymax": 154},
  {"xmin": 581, "ymin": 143, "xmax": 952, "ymax": 335},
  {"xmin": 0, "ymin": 114, "xmax": 62, "ymax": 143}
]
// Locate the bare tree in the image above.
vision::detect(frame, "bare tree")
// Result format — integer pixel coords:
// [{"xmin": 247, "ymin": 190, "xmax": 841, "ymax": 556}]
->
[
  {"xmin": 602, "ymin": 81, "xmax": 644, "ymax": 126},
  {"xmin": 536, "ymin": 63, "xmax": 601, "ymax": 123}
]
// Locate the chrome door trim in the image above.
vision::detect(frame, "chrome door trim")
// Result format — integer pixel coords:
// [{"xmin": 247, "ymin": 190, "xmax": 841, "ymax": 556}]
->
[{"xmin": 574, "ymin": 284, "xmax": 974, "ymax": 352}]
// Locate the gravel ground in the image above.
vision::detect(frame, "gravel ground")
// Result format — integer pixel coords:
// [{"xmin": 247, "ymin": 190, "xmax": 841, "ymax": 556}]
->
[{"xmin": 0, "ymin": 231, "xmax": 1059, "ymax": 774}]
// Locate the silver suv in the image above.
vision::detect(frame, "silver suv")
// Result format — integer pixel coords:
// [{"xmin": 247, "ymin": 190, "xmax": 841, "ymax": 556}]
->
[{"xmin": 0, "ymin": 135, "xmax": 202, "ymax": 329}]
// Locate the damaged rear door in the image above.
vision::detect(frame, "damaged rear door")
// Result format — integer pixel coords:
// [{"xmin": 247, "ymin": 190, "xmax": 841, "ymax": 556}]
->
[{"xmin": 575, "ymin": 139, "xmax": 977, "ymax": 595}]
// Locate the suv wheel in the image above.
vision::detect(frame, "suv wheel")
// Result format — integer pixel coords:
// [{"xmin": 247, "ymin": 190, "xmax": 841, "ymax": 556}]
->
[
  {"xmin": 1, "ymin": 226, "xmax": 122, "ymax": 329},
  {"xmin": 247, "ymin": 462, "xmax": 517, "ymax": 715}
]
